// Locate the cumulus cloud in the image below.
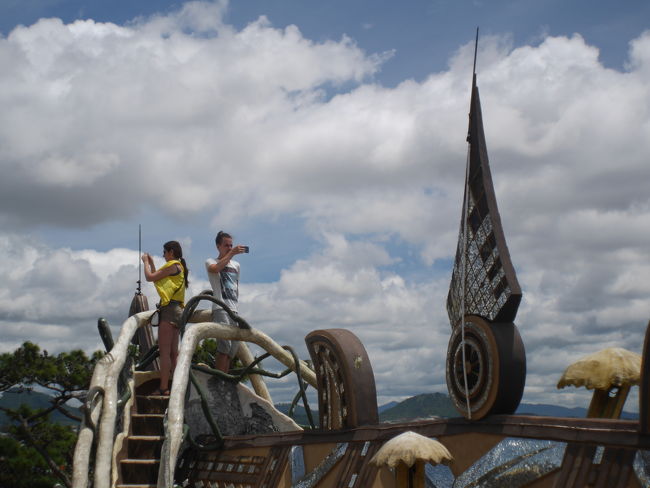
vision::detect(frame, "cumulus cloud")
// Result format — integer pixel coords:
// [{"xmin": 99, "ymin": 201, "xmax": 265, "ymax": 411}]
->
[
  {"xmin": 237, "ymin": 232, "xmax": 451, "ymax": 403},
  {"xmin": 0, "ymin": 233, "xmax": 209, "ymax": 352},
  {"xmin": 1, "ymin": 3, "xmax": 650, "ymax": 410}
]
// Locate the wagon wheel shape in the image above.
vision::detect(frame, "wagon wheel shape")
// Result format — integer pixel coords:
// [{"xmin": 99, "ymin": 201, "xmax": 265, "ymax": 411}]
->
[{"xmin": 446, "ymin": 315, "xmax": 526, "ymax": 420}]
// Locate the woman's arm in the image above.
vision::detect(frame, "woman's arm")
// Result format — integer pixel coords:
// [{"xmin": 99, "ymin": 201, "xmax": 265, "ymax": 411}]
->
[{"xmin": 142, "ymin": 254, "xmax": 179, "ymax": 282}]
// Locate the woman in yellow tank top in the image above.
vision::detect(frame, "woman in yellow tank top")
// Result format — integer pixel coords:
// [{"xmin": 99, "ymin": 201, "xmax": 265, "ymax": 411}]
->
[{"xmin": 142, "ymin": 240, "xmax": 189, "ymax": 395}]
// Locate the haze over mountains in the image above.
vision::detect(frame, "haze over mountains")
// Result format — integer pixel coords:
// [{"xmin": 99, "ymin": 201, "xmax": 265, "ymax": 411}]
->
[
  {"xmin": 3, "ymin": 388, "xmax": 638, "ymax": 429},
  {"xmin": 273, "ymin": 392, "xmax": 639, "ymax": 426}
]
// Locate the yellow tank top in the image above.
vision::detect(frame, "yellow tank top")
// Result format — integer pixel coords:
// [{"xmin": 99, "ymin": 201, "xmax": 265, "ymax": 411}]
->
[{"xmin": 154, "ymin": 259, "xmax": 185, "ymax": 306}]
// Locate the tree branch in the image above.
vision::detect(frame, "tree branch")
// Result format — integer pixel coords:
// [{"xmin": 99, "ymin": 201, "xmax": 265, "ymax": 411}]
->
[{"xmin": 17, "ymin": 416, "xmax": 72, "ymax": 488}]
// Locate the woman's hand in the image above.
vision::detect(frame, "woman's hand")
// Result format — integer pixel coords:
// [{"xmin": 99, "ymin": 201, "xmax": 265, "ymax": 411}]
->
[{"xmin": 141, "ymin": 252, "xmax": 149, "ymax": 263}]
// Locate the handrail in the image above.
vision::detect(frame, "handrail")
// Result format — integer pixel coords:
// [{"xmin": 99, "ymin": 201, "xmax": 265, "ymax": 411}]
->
[
  {"xmin": 72, "ymin": 378, "xmax": 104, "ymax": 487},
  {"xmin": 71, "ymin": 311, "xmax": 153, "ymax": 488},
  {"xmin": 182, "ymin": 294, "xmax": 272, "ymax": 402},
  {"xmin": 94, "ymin": 311, "xmax": 152, "ymax": 488},
  {"xmin": 158, "ymin": 322, "xmax": 317, "ymax": 488}
]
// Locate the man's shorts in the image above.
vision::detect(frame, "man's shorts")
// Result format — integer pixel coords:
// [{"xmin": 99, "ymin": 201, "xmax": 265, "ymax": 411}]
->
[
  {"xmin": 213, "ymin": 308, "xmax": 241, "ymax": 357},
  {"xmin": 159, "ymin": 301, "xmax": 183, "ymax": 327}
]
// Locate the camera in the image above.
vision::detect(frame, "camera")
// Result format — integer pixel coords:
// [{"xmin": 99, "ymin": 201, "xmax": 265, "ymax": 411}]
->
[{"xmin": 242, "ymin": 246, "xmax": 250, "ymax": 253}]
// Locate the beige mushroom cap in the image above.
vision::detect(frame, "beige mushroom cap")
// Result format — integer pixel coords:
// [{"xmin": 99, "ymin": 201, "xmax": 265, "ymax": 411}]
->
[
  {"xmin": 557, "ymin": 347, "xmax": 641, "ymax": 390},
  {"xmin": 370, "ymin": 431, "xmax": 453, "ymax": 468}
]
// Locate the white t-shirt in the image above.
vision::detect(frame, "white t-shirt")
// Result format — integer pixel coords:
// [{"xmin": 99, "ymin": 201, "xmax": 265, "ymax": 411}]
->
[{"xmin": 205, "ymin": 258, "xmax": 240, "ymax": 312}]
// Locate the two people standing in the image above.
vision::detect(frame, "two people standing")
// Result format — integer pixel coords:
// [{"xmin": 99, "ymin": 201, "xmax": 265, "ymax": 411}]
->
[{"xmin": 142, "ymin": 230, "xmax": 246, "ymax": 394}]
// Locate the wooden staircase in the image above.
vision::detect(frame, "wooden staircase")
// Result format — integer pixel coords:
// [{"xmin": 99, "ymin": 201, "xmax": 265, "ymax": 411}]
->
[{"xmin": 116, "ymin": 377, "xmax": 168, "ymax": 488}]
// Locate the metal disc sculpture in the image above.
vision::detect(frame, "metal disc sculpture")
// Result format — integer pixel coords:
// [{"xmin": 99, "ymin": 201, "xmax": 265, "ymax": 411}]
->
[
  {"xmin": 306, "ymin": 329, "xmax": 379, "ymax": 430},
  {"xmin": 446, "ymin": 37, "xmax": 526, "ymax": 419}
]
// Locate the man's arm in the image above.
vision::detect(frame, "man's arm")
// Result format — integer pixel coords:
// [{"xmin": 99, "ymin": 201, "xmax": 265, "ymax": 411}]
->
[{"xmin": 206, "ymin": 246, "xmax": 247, "ymax": 273}]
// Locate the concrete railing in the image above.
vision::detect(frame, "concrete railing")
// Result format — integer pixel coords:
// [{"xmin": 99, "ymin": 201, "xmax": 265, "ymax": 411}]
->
[
  {"xmin": 158, "ymin": 322, "xmax": 317, "ymax": 488},
  {"xmin": 72, "ymin": 311, "xmax": 154, "ymax": 488}
]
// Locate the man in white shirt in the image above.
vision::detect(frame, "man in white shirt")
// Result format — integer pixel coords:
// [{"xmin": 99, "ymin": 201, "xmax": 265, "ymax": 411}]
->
[{"xmin": 205, "ymin": 231, "xmax": 248, "ymax": 372}]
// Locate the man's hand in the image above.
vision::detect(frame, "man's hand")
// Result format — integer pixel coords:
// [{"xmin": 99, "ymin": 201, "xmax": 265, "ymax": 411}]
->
[{"xmin": 231, "ymin": 245, "xmax": 247, "ymax": 256}]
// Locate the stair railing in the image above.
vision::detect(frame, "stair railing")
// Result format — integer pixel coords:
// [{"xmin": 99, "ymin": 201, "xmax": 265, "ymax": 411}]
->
[
  {"xmin": 158, "ymin": 321, "xmax": 318, "ymax": 488},
  {"xmin": 72, "ymin": 311, "xmax": 154, "ymax": 488}
]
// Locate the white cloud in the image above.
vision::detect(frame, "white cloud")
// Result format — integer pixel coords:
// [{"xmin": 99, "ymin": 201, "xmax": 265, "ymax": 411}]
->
[
  {"xmin": 237, "ymin": 233, "xmax": 450, "ymax": 404},
  {"xmin": 1, "ymin": 4, "xmax": 650, "ymax": 411}
]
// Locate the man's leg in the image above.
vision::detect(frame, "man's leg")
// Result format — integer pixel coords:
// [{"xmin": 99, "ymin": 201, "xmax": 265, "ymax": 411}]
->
[
  {"xmin": 215, "ymin": 352, "xmax": 231, "ymax": 372},
  {"xmin": 213, "ymin": 308, "xmax": 235, "ymax": 372}
]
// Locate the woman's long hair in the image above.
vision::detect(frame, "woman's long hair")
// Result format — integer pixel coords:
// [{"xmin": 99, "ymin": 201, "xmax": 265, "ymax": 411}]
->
[{"xmin": 163, "ymin": 240, "xmax": 189, "ymax": 287}]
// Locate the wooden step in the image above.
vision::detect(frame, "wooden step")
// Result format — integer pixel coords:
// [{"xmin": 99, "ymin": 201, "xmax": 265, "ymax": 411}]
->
[
  {"xmin": 131, "ymin": 413, "xmax": 165, "ymax": 436},
  {"xmin": 135, "ymin": 394, "xmax": 169, "ymax": 414},
  {"xmin": 127, "ymin": 435, "xmax": 164, "ymax": 458},
  {"xmin": 116, "ymin": 485, "xmax": 156, "ymax": 488},
  {"xmin": 120, "ymin": 459, "xmax": 159, "ymax": 484}
]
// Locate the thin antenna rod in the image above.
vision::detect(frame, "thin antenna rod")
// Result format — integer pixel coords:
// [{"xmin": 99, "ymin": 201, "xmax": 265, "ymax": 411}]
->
[
  {"xmin": 461, "ymin": 27, "xmax": 479, "ymax": 419},
  {"xmin": 472, "ymin": 27, "xmax": 479, "ymax": 76},
  {"xmin": 137, "ymin": 224, "xmax": 142, "ymax": 294}
]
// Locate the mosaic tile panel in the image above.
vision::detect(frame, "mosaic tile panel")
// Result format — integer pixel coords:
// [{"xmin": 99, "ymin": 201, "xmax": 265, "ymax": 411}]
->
[{"xmin": 447, "ymin": 82, "xmax": 521, "ymax": 328}]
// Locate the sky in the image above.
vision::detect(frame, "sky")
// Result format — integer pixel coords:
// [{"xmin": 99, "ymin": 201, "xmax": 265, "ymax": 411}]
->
[{"xmin": 1, "ymin": 0, "xmax": 649, "ymax": 411}]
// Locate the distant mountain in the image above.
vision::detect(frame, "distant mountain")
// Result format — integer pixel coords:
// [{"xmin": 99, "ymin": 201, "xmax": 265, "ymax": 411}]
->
[
  {"xmin": 8, "ymin": 389, "xmax": 632, "ymax": 430},
  {"xmin": 378, "ymin": 401, "xmax": 398, "ymax": 413},
  {"xmin": 379, "ymin": 393, "xmax": 457, "ymax": 421},
  {"xmin": 376, "ymin": 393, "xmax": 639, "ymax": 422},
  {"xmin": 274, "ymin": 403, "xmax": 319, "ymax": 427},
  {"xmin": 0, "ymin": 389, "xmax": 79, "ymax": 427}
]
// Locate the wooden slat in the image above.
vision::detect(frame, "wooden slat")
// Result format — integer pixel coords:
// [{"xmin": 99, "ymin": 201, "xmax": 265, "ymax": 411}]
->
[
  {"xmin": 595, "ymin": 448, "xmax": 636, "ymax": 488},
  {"xmin": 188, "ymin": 451, "xmax": 267, "ymax": 486},
  {"xmin": 218, "ymin": 415, "xmax": 648, "ymax": 452},
  {"xmin": 553, "ymin": 444, "xmax": 578, "ymax": 488},
  {"xmin": 573, "ymin": 446, "xmax": 597, "ymax": 487},
  {"xmin": 256, "ymin": 445, "xmax": 290, "ymax": 488},
  {"xmin": 553, "ymin": 444, "xmax": 597, "ymax": 488},
  {"xmin": 353, "ymin": 442, "xmax": 381, "ymax": 488},
  {"xmin": 335, "ymin": 442, "xmax": 375, "ymax": 488}
]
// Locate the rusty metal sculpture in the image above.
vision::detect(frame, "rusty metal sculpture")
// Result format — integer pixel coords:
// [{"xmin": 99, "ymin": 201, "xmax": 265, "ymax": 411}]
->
[
  {"xmin": 445, "ymin": 32, "xmax": 526, "ymax": 420},
  {"xmin": 305, "ymin": 328, "xmax": 379, "ymax": 430}
]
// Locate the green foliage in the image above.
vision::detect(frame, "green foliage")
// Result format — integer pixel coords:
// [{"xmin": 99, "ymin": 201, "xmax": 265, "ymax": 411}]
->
[
  {"xmin": 0, "ymin": 342, "xmax": 102, "ymax": 396},
  {"xmin": 0, "ymin": 417, "xmax": 77, "ymax": 488},
  {"xmin": 192, "ymin": 340, "xmax": 249, "ymax": 382},
  {"xmin": 192, "ymin": 339, "xmax": 219, "ymax": 365},
  {"xmin": 0, "ymin": 435, "xmax": 59, "ymax": 488},
  {"xmin": 0, "ymin": 341, "xmax": 102, "ymax": 488}
]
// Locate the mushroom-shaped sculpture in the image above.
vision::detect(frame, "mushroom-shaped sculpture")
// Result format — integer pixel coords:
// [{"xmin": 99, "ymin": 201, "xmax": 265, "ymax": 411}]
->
[
  {"xmin": 557, "ymin": 347, "xmax": 641, "ymax": 418},
  {"xmin": 370, "ymin": 431, "xmax": 452, "ymax": 488}
]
